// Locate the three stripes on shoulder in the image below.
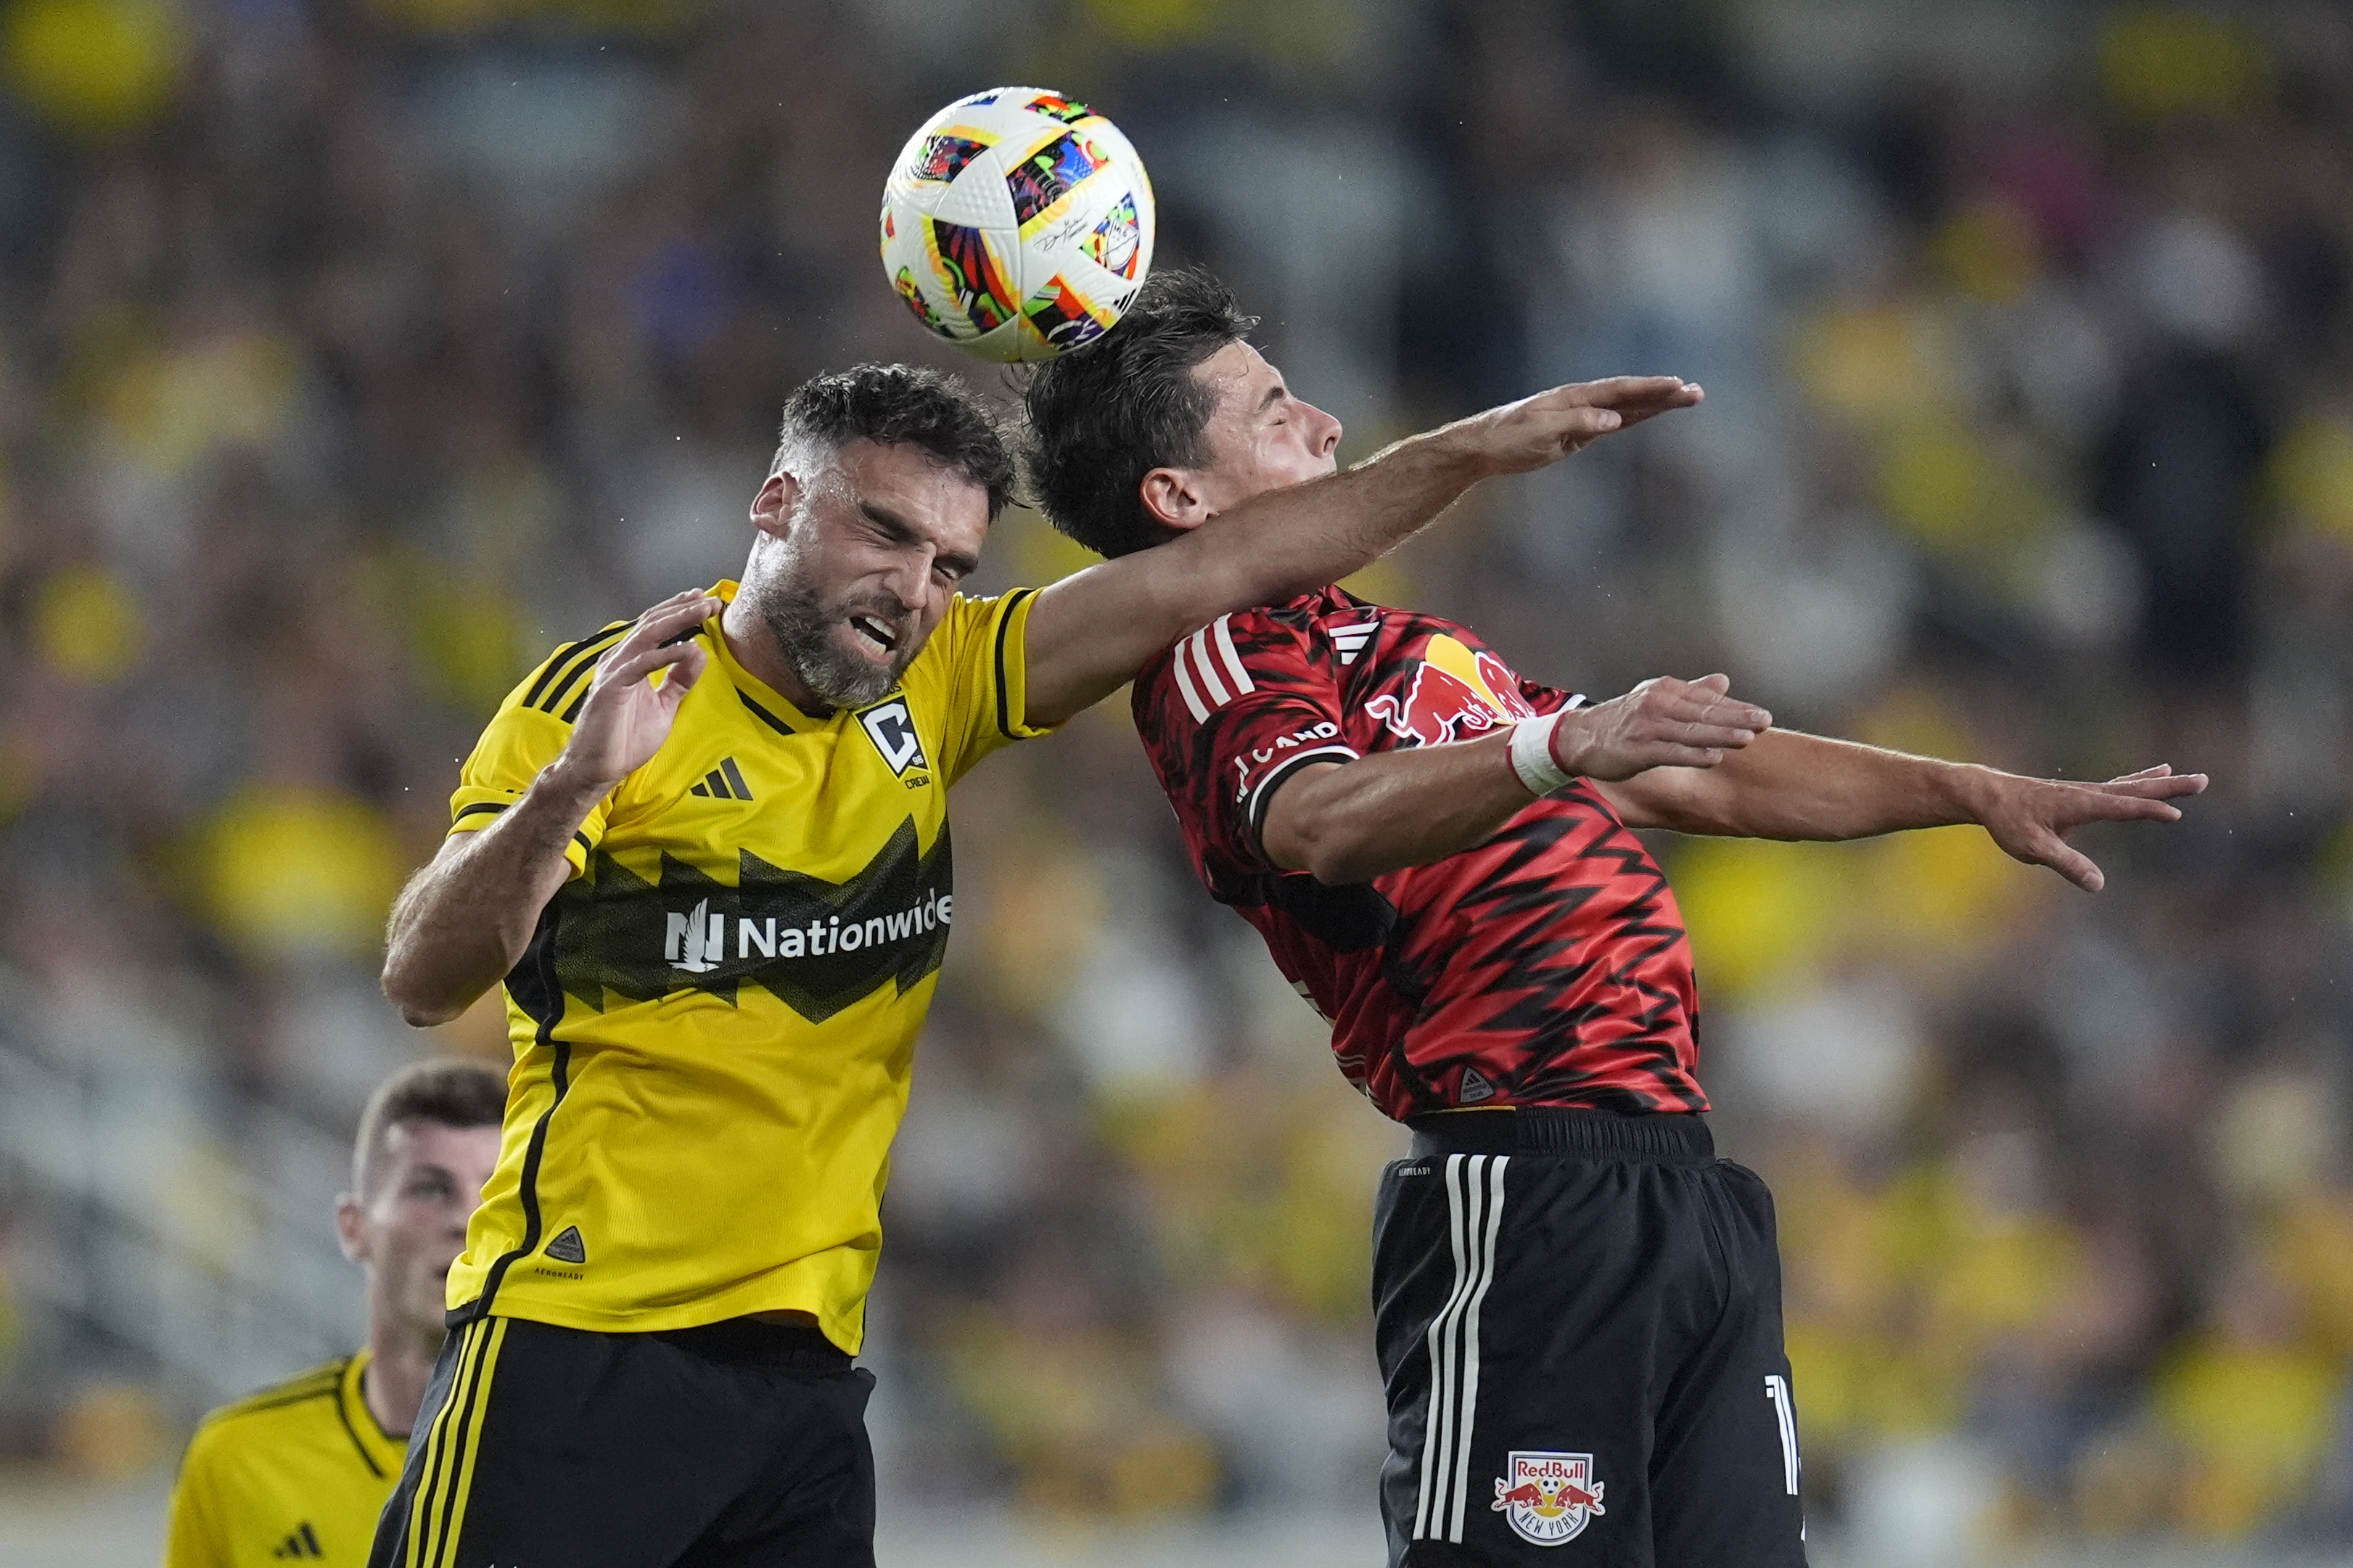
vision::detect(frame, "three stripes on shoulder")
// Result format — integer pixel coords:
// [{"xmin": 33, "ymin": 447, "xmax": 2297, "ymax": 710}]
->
[
  {"xmin": 1170, "ymin": 616, "xmax": 1255, "ymax": 723},
  {"xmin": 521, "ymin": 621, "xmax": 634, "ymax": 723}
]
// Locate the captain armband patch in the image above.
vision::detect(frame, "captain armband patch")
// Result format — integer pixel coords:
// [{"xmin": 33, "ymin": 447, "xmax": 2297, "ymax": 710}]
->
[{"xmin": 1227, "ymin": 721, "xmax": 1351, "ymax": 805}]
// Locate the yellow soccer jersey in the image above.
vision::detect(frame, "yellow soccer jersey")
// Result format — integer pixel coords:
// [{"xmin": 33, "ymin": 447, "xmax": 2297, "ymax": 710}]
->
[
  {"xmin": 163, "ymin": 1352, "xmax": 403, "ymax": 1568},
  {"xmin": 443, "ymin": 580, "xmax": 1048, "ymax": 1351}
]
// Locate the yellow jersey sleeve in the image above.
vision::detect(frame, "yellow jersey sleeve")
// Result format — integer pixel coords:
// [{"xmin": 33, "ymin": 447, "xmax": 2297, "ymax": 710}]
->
[
  {"xmin": 447, "ymin": 620, "xmax": 631, "ymax": 878},
  {"xmin": 161, "ymin": 1355, "xmax": 401, "ymax": 1568},
  {"xmin": 918, "ymin": 588, "xmax": 1054, "ymax": 786},
  {"xmin": 163, "ymin": 1439, "xmax": 231, "ymax": 1567}
]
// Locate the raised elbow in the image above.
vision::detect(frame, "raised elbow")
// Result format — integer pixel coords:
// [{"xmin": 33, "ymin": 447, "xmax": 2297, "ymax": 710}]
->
[
  {"xmin": 1302, "ymin": 845, "xmax": 1382, "ymax": 886},
  {"xmin": 1285, "ymin": 818, "xmax": 1391, "ymax": 886},
  {"xmin": 381, "ymin": 959, "xmax": 465, "ymax": 1029},
  {"xmin": 396, "ymin": 1000, "xmax": 462, "ymax": 1030}
]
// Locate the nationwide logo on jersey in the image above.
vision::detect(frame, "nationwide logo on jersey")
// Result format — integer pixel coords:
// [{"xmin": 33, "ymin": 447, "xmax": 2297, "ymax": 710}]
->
[
  {"xmin": 1366, "ymin": 634, "xmax": 1537, "ymax": 747},
  {"xmin": 1492, "ymin": 1452, "xmax": 1606, "ymax": 1546},
  {"xmin": 857, "ymin": 697, "xmax": 931, "ymax": 780},
  {"xmin": 545, "ymin": 819, "xmax": 954, "ymax": 1023}
]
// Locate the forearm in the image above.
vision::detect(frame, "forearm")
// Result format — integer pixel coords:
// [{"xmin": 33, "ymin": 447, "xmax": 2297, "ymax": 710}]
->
[
  {"xmin": 1022, "ymin": 426, "xmax": 1489, "ymax": 726},
  {"xmin": 1603, "ymin": 729, "xmax": 1984, "ymax": 840},
  {"xmin": 380, "ymin": 765, "xmax": 609, "ymax": 1025},
  {"xmin": 1262, "ymin": 731, "xmax": 1532, "ymax": 884},
  {"xmin": 1173, "ymin": 422, "xmax": 1490, "ymax": 609}
]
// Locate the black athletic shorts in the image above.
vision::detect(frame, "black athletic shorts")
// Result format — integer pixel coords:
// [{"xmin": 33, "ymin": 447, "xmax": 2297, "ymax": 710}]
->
[
  {"xmin": 1373, "ymin": 1108, "xmax": 1805, "ymax": 1568},
  {"xmin": 367, "ymin": 1315, "xmax": 876, "ymax": 1568}
]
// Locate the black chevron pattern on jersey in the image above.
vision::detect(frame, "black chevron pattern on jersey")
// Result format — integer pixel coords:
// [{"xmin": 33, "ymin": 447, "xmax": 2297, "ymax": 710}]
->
[
  {"xmin": 545, "ymin": 820, "xmax": 953, "ymax": 1022},
  {"xmin": 1134, "ymin": 586, "xmax": 1707, "ymax": 1119},
  {"xmin": 1441, "ymin": 813, "xmax": 1705, "ymax": 1112}
]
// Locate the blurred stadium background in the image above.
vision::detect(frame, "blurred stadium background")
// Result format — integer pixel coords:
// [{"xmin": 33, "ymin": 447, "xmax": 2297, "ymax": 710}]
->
[{"xmin": 0, "ymin": 0, "xmax": 2349, "ymax": 1564}]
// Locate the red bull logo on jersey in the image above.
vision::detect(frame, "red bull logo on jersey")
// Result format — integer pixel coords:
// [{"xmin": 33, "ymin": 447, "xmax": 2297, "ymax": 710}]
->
[
  {"xmin": 1366, "ymin": 634, "xmax": 1536, "ymax": 747},
  {"xmin": 1493, "ymin": 1451, "xmax": 1605, "ymax": 1546}
]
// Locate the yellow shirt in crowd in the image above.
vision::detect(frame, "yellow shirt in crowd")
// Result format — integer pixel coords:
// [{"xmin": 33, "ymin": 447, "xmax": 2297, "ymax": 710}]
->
[{"xmin": 164, "ymin": 1352, "xmax": 403, "ymax": 1567}]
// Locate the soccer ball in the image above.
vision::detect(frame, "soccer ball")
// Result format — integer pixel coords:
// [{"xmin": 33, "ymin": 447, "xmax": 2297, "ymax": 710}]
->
[{"xmin": 879, "ymin": 88, "xmax": 1155, "ymax": 363}]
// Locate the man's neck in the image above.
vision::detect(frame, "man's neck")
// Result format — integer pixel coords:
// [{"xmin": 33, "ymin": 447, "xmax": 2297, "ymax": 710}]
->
[
  {"xmin": 363, "ymin": 1315, "xmax": 442, "ymax": 1440},
  {"xmin": 720, "ymin": 596, "xmax": 828, "ymax": 715}
]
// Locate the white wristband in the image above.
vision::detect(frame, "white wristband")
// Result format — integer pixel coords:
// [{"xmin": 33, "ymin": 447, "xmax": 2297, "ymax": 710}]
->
[{"xmin": 1508, "ymin": 715, "xmax": 1572, "ymax": 797}]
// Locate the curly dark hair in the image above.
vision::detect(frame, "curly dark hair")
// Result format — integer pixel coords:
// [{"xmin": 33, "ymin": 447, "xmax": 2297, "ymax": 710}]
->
[
  {"xmin": 1019, "ymin": 268, "xmax": 1257, "ymax": 557},
  {"xmin": 774, "ymin": 363, "xmax": 1017, "ymax": 520}
]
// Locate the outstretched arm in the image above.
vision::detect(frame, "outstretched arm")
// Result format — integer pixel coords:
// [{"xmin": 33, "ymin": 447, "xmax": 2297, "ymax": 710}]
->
[
  {"xmin": 1019, "ymin": 377, "xmax": 1702, "ymax": 728},
  {"xmin": 1593, "ymin": 729, "xmax": 2208, "ymax": 892},
  {"xmin": 1262, "ymin": 676, "xmax": 1771, "ymax": 884}
]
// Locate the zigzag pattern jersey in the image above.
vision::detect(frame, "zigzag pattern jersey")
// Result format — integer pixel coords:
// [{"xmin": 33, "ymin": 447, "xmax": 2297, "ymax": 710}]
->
[
  {"xmin": 164, "ymin": 1351, "xmax": 403, "ymax": 1567},
  {"xmin": 1133, "ymin": 587, "xmax": 1707, "ymax": 1120},
  {"xmin": 442, "ymin": 580, "xmax": 1049, "ymax": 1350}
]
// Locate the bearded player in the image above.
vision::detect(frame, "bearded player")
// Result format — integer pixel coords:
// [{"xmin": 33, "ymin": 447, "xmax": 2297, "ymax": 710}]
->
[
  {"xmin": 165, "ymin": 1059, "xmax": 503, "ymax": 1567},
  {"xmin": 373, "ymin": 359, "xmax": 1702, "ymax": 1567},
  {"xmin": 1020, "ymin": 270, "xmax": 2206, "ymax": 1567}
]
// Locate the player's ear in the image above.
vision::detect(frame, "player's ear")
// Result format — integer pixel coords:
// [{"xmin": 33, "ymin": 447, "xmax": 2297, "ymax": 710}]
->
[
  {"xmin": 750, "ymin": 472, "xmax": 798, "ymax": 537},
  {"xmin": 1139, "ymin": 467, "xmax": 1212, "ymax": 533},
  {"xmin": 334, "ymin": 1194, "xmax": 368, "ymax": 1265}
]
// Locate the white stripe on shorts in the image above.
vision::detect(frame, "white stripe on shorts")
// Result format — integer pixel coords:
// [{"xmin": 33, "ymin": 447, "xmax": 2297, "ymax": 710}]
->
[{"xmin": 1412, "ymin": 1152, "xmax": 1509, "ymax": 1544}]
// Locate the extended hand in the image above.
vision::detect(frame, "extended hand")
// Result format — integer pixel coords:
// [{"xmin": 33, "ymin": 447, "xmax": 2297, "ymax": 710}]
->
[
  {"xmin": 553, "ymin": 589, "xmax": 721, "ymax": 791},
  {"xmin": 1465, "ymin": 376, "xmax": 1704, "ymax": 476},
  {"xmin": 1549, "ymin": 674, "xmax": 1772, "ymax": 782},
  {"xmin": 1971, "ymin": 765, "xmax": 2209, "ymax": 891}
]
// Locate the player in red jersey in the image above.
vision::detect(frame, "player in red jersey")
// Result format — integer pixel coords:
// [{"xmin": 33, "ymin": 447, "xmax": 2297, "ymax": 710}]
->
[{"xmin": 1021, "ymin": 270, "xmax": 2206, "ymax": 1567}]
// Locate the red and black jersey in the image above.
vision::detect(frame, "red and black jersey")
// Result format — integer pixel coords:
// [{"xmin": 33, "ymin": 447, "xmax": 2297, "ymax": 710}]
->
[{"xmin": 1133, "ymin": 586, "xmax": 1707, "ymax": 1122}]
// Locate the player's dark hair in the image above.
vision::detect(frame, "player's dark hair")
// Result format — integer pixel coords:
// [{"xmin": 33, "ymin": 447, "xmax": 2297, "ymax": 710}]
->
[
  {"xmin": 350, "ymin": 1057, "xmax": 507, "ymax": 1194},
  {"xmin": 773, "ymin": 363, "xmax": 1017, "ymax": 520},
  {"xmin": 1020, "ymin": 267, "xmax": 1258, "ymax": 558}
]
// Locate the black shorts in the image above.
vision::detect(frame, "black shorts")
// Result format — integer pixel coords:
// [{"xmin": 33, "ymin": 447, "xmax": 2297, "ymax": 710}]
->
[
  {"xmin": 367, "ymin": 1315, "xmax": 876, "ymax": 1568},
  {"xmin": 1373, "ymin": 1109, "xmax": 1805, "ymax": 1568}
]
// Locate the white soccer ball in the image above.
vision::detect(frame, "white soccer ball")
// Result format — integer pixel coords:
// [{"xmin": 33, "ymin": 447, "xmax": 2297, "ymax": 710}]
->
[{"xmin": 879, "ymin": 88, "xmax": 1156, "ymax": 363}]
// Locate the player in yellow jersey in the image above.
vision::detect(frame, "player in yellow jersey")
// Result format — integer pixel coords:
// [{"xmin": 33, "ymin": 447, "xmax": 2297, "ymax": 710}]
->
[
  {"xmin": 372, "ymin": 361, "xmax": 1702, "ymax": 1567},
  {"xmin": 165, "ymin": 1059, "xmax": 503, "ymax": 1567}
]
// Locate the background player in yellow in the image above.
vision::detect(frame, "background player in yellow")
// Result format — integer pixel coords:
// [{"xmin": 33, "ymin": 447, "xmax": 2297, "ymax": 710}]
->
[
  {"xmin": 163, "ymin": 1060, "xmax": 503, "ymax": 1567},
  {"xmin": 370, "ymin": 362, "xmax": 1700, "ymax": 1567}
]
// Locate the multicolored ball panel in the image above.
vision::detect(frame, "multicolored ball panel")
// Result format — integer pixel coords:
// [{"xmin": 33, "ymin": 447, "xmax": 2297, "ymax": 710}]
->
[
  {"xmin": 923, "ymin": 218, "xmax": 1017, "ymax": 334},
  {"xmin": 1024, "ymin": 91, "xmax": 1093, "ymax": 125},
  {"xmin": 1022, "ymin": 276, "xmax": 1114, "ymax": 353},
  {"xmin": 903, "ymin": 131, "xmax": 993, "ymax": 186},
  {"xmin": 1008, "ymin": 131, "xmax": 1109, "ymax": 233},
  {"xmin": 1086, "ymin": 194, "xmax": 1142, "ymax": 279},
  {"xmin": 892, "ymin": 266, "xmax": 950, "ymax": 334}
]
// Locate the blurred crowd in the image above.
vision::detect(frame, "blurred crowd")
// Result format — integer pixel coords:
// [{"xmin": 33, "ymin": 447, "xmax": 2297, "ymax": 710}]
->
[{"xmin": 0, "ymin": 0, "xmax": 2349, "ymax": 1556}]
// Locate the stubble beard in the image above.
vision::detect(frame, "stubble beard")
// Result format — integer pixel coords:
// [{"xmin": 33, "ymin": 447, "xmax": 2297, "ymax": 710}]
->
[{"xmin": 758, "ymin": 575, "xmax": 906, "ymax": 710}]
